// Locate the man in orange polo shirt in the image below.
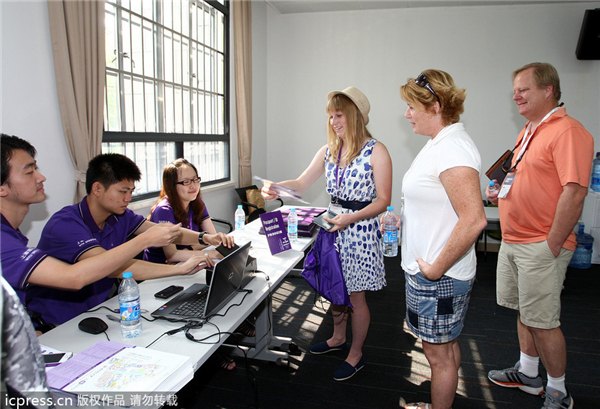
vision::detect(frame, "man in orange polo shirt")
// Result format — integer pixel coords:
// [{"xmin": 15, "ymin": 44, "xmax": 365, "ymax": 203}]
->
[{"xmin": 486, "ymin": 63, "xmax": 593, "ymax": 409}]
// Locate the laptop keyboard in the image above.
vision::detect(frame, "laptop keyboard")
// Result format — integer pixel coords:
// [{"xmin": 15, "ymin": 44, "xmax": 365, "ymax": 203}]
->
[{"xmin": 171, "ymin": 290, "xmax": 208, "ymax": 317}]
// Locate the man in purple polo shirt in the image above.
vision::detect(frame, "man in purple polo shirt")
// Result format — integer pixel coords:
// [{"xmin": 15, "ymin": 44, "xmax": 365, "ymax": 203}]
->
[
  {"xmin": 33, "ymin": 153, "xmax": 234, "ymax": 325},
  {"xmin": 0, "ymin": 134, "xmax": 186, "ymax": 331}
]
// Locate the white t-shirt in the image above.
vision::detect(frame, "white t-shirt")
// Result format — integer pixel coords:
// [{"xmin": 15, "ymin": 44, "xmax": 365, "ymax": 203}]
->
[{"xmin": 401, "ymin": 123, "xmax": 481, "ymax": 281}]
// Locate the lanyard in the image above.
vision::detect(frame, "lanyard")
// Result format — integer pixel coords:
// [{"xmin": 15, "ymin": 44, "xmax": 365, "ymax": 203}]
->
[
  {"xmin": 510, "ymin": 104, "xmax": 563, "ymax": 171},
  {"xmin": 334, "ymin": 148, "xmax": 346, "ymax": 197}
]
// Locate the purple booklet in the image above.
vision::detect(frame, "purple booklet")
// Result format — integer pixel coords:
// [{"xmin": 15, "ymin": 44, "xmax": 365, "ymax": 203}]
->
[{"xmin": 259, "ymin": 211, "xmax": 291, "ymax": 255}]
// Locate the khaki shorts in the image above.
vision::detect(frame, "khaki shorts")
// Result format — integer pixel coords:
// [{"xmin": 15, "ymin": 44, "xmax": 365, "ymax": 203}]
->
[{"xmin": 497, "ymin": 241, "xmax": 573, "ymax": 329}]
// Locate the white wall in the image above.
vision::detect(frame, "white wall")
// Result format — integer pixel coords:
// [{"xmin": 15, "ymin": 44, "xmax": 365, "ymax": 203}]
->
[
  {"xmin": 262, "ymin": 2, "xmax": 600, "ymax": 211},
  {"xmin": 2, "ymin": 1, "xmax": 72, "ymax": 246}
]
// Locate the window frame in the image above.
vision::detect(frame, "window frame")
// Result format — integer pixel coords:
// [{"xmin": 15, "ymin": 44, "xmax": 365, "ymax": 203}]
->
[{"xmin": 103, "ymin": 0, "xmax": 230, "ymax": 202}]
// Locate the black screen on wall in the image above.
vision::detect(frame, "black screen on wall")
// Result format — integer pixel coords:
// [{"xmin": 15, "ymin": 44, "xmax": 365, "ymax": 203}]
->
[{"xmin": 576, "ymin": 9, "xmax": 600, "ymax": 60}]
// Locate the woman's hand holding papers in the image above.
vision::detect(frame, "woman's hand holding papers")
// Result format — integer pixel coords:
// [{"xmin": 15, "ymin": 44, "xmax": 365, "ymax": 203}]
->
[{"xmin": 260, "ymin": 179, "xmax": 280, "ymax": 201}]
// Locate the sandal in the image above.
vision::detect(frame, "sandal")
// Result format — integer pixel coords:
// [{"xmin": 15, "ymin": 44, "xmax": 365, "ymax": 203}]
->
[
  {"xmin": 237, "ymin": 319, "xmax": 256, "ymax": 337},
  {"xmin": 212, "ymin": 351, "xmax": 236, "ymax": 371}
]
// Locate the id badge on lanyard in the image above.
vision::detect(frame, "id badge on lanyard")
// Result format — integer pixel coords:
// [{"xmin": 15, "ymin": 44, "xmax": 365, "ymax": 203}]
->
[
  {"xmin": 329, "ymin": 198, "xmax": 343, "ymax": 214},
  {"xmin": 497, "ymin": 171, "xmax": 516, "ymax": 199},
  {"xmin": 499, "ymin": 105, "xmax": 562, "ymax": 200}
]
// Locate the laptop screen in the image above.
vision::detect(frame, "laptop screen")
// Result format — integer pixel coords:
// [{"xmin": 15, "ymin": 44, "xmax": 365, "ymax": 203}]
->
[{"xmin": 204, "ymin": 241, "xmax": 251, "ymax": 318}]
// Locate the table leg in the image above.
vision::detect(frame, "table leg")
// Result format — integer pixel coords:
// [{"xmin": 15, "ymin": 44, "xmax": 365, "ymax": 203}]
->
[{"xmin": 225, "ymin": 295, "xmax": 293, "ymax": 363}]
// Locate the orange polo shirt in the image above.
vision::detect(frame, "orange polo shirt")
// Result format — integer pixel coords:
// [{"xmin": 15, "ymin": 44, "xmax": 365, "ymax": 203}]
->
[{"xmin": 499, "ymin": 108, "xmax": 594, "ymax": 250}]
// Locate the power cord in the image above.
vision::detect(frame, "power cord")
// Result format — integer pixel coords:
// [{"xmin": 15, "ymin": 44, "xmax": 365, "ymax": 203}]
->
[
  {"xmin": 89, "ymin": 305, "xmax": 159, "ymax": 324},
  {"xmin": 207, "ymin": 288, "xmax": 253, "ymax": 319},
  {"xmin": 184, "ymin": 321, "xmax": 237, "ymax": 344},
  {"xmin": 145, "ymin": 321, "xmax": 204, "ymax": 348}
]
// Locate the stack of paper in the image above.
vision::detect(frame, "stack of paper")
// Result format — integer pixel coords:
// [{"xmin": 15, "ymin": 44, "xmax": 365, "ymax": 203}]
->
[{"xmin": 47, "ymin": 341, "xmax": 193, "ymax": 396}]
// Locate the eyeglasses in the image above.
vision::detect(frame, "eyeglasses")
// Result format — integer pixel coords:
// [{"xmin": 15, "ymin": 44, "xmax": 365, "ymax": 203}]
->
[
  {"xmin": 176, "ymin": 177, "xmax": 201, "ymax": 186},
  {"xmin": 415, "ymin": 73, "xmax": 442, "ymax": 108}
]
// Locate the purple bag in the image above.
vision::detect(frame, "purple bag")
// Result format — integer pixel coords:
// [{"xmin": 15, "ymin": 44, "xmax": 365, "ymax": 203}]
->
[{"xmin": 301, "ymin": 229, "xmax": 353, "ymax": 307}]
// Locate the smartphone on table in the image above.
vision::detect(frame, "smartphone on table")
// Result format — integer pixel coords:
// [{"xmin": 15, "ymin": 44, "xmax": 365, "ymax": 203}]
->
[{"xmin": 154, "ymin": 285, "xmax": 184, "ymax": 299}]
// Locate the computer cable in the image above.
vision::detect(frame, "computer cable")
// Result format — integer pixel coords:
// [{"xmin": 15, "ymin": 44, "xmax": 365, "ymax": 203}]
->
[
  {"xmin": 184, "ymin": 321, "xmax": 237, "ymax": 344},
  {"xmin": 145, "ymin": 321, "xmax": 204, "ymax": 348},
  {"xmin": 252, "ymin": 269, "xmax": 270, "ymax": 287},
  {"xmin": 232, "ymin": 344, "xmax": 260, "ymax": 409},
  {"xmin": 207, "ymin": 288, "xmax": 253, "ymax": 319},
  {"xmin": 87, "ymin": 305, "xmax": 158, "ymax": 321}
]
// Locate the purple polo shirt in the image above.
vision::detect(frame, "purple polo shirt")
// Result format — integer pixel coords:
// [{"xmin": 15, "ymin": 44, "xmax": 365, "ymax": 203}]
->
[
  {"xmin": 143, "ymin": 197, "xmax": 210, "ymax": 264},
  {"xmin": 0, "ymin": 214, "xmax": 48, "ymax": 307},
  {"xmin": 32, "ymin": 197, "xmax": 145, "ymax": 325}
]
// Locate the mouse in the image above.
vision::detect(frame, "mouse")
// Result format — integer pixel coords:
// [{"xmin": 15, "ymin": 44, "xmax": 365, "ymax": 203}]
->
[{"xmin": 78, "ymin": 317, "xmax": 108, "ymax": 335}]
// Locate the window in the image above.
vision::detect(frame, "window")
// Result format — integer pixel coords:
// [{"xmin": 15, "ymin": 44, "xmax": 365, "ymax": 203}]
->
[{"xmin": 103, "ymin": 0, "xmax": 229, "ymax": 199}]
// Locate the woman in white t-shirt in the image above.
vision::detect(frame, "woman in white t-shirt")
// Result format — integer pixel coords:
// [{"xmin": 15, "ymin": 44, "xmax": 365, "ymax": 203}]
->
[{"xmin": 399, "ymin": 70, "xmax": 487, "ymax": 409}]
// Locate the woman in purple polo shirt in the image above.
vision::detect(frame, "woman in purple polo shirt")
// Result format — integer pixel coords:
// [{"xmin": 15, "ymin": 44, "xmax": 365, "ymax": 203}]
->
[
  {"xmin": 144, "ymin": 158, "xmax": 254, "ymax": 370},
  {"xmin": 144, "ymin": 158, "xmax": 217, "ymax": 264}
]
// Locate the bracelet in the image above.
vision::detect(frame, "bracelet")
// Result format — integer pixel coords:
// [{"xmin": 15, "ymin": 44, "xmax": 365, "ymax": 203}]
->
[{"xmin": 198, "ymin": 231, "xmax": 208, "ymax": 245}]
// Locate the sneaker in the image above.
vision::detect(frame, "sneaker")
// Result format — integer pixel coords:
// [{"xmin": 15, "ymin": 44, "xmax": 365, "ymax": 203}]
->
[
  {"xmin": 542, "ymin": 387, "xmax": 573, "ymax": 409},
  {"xmin": 488, "ymin": 361, "xmax": 544, "ymax": 396}
]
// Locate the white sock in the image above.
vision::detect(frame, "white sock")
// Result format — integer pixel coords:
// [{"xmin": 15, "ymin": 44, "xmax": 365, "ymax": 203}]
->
[
  {"xmin": 547, "ymin": 373, "xmax": 567, "ymax": 395},
  {"xmin": 519, "ymin": 352, "xmax": 540, "ymax": 378}
]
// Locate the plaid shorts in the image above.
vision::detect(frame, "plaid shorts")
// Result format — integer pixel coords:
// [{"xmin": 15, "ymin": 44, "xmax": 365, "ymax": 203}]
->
[{"xmin": 404, "ymin": 271, "xmax": 474, "ymax": 344}]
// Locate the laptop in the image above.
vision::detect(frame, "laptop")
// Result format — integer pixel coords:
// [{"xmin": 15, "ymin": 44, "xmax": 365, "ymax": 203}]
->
[{"xmin": 151, "ymin": 241, "xmax": 252, "ymax": 321}]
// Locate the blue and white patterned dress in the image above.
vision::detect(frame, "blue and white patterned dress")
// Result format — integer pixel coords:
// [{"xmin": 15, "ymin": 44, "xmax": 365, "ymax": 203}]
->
[{"xmin": 324, "ymin": 138, "xmax": 386, "ymax": 293}]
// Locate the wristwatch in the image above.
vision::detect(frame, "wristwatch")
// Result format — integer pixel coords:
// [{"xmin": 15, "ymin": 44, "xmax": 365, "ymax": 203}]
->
[{"xmin": 198, "ymin": 231, "xmax": 208, "ymax": 245}]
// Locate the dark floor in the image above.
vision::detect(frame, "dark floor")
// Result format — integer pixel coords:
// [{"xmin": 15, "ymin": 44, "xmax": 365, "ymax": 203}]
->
[{"xmin": 173, "ymin": 252, "xmax": 600, "ymax": 409}]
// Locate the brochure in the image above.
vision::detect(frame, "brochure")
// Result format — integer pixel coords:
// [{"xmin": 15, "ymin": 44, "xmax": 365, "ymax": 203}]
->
[
  {"xmin": 46, "ymin": 341, "xmax": 193, "ymax": 397},
  {"xmin": 253, "ymin": 176, "xmax": 309, "ymax": 204}
]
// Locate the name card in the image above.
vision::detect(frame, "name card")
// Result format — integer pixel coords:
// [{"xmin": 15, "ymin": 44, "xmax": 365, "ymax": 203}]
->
[{"xmin": 259, "ymin": 211, "xmax": 291, "ymax": 255}]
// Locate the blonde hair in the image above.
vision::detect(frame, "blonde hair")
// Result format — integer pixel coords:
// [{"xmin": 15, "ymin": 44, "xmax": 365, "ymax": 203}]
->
[
  {"xmin": 513, "ymin": 62, "xmax": 561, "ymax": 102},
  {"xmin": 400, "ymin": 69, "xmax": 466, "ymax": 126},
  {"xmin": 326, "ymin": 94, "xmax": 372, "ymax": 166}
]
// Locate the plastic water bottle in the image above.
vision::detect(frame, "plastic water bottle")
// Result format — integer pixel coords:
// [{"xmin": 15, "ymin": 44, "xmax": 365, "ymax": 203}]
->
[
  {"xmin": 488, "ymin": 180, "xmax": 500, "ymax": 195},
  {"xmin": 235, "ymin": 205, "xmax": 245, "ymax": 230},
  {"xmin": 570, "ymin": 223, "xmax": 594, "ymax": 269},
  {"xmin": 382, "ymin": 206, "xmax": 399, "ymax": 257},
  {"xmin": 118, "ymin": 272, "xmax": 142, "ymax": 338},
  {"xmin": 288, "ymin": 208, "xmax": 298, "ymax": 243},
  {"xmin": 591, "ymin": 152, "xmax": 600, "ymax": 192}
]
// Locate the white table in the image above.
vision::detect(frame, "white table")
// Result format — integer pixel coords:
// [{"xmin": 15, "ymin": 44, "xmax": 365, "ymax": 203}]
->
[
  {"xmin": 39, "ymin": 206, "xmax": 319, "ymax": 370},
  {"xmin": 39, "ymin": 227, "xmax": 307, "ymax": 372}
]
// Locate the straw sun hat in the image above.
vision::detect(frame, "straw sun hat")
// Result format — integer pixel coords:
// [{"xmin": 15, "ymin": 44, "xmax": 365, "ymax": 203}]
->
[{"xmin": 327, "ymin": 86, "xmax": 370, "ymax": 125}]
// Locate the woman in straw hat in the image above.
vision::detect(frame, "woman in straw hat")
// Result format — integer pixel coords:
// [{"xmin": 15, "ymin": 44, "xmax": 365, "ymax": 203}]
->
[
  {"xmin": 261, "ymin": 86, "xmax": 392, "ymax": 381},
  {"xmin": 398, "ymin": 70, "xmax": 487, "ymax": 409}
]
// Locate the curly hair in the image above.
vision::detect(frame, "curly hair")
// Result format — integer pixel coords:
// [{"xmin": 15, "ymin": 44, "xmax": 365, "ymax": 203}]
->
[{"xmin": 399, "ymin": 69, "xmax": 466, "ymax": 126}]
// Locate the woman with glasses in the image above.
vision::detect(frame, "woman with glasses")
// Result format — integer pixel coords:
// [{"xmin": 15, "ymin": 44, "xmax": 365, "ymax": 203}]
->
[
  {"xmin": 261, "ymin": 87, "xmax": 392, "ymax": 381},
  {"xmin": 399, "ymin": 70, "xmax": 487, "ymax": 409},
  {"xmin": 144, "ymin": 158, "xmax": 231, "ymax": 265},
  {"xmin": 144, "ymin": 158, "xmax": 244, "ymax": 371}
]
